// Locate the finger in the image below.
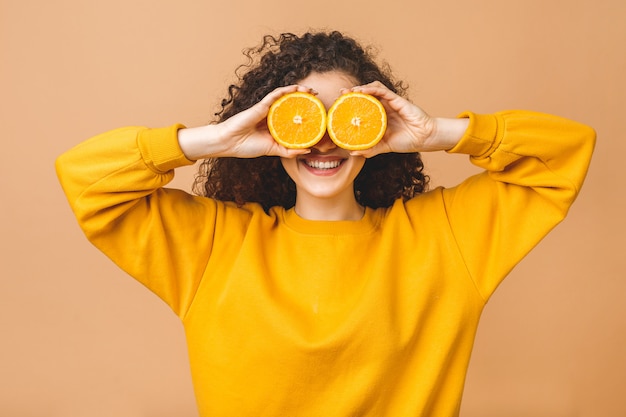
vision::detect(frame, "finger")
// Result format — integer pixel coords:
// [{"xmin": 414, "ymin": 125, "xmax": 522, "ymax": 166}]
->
[
  {"xmin": 257, "ymin": 85, "xmax": 300, "ymax": 108},
  {"xmin": 349, "ymin": 142, "xmax": 388, "ymax": 159},
  {"xmin": 295, "ymin": 85, "xmax": 319, "ymax": 95},
  {"xmin": 254, "ymin": 84, "xmax": 319, "ymax": 117},
  {"xmin": 272, "ymin": 146, "xmax": 311, "ymax": 158},
  {"xmin": 349, "ymin": 149, "xmax": 379, "ymax": 159},
  {"xmin": 241, "ymin": 87, "xmax": 296, "ymax": 125},
  {"xmin": 283, "ymin": 148, "xmax": 311, "ymax": 158},
  {"xmin": 268, "ymin": 84, "xmax": 318, "ymax": 100},
  {"xmin": 351, "ymin": 83, "xmax": 400, "ymax": 102},
  {"xmin": 351, "ymin": 80, "xmax": 388, "ymax": 92}
]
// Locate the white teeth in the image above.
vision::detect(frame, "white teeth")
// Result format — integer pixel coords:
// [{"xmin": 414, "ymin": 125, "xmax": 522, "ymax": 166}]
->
[{"xmin": 305, "ymin": 159, "xmax": 342, "ymax": 170}]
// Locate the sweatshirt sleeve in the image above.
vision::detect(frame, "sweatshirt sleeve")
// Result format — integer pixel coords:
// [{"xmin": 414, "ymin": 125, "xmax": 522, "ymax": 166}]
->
[
  {"xmin": 442, "ymin": 110, "xmax": 596, "ymax": 301},
  {"xmin": 55, "ymin": 125, "xmax": 217, "ymax": 318}
]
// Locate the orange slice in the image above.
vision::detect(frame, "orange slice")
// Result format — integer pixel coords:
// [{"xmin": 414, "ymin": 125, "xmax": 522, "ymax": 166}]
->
[
  {"xmin": 327, "ymin": 92, "xmax": 387, "ymax": 150},
  {"xmin": 267, "ymin": 92, "xmax": 327, "ymax": 149}
]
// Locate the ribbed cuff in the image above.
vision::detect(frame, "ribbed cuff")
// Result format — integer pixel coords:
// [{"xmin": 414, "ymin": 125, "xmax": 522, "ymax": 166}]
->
[
  {"xmin": 447, "ymin": 112, "xmax": 503, "ymax": 159},
  {"xmin": 137, "ymin": 124, "xmax": 195, "ymax": 173}
]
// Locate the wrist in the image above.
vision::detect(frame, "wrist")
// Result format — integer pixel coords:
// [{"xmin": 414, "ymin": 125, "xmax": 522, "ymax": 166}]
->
[
  {"xmin": 178, "ymin": 124, "xmax": 225, "ymax": 160},
  {"xmin": 426, "ymin": 117, "xmax": 469, "ymax": 152}
]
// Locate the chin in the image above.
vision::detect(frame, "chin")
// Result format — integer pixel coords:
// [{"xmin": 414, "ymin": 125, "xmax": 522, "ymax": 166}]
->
[{"xmin": 282, "ymin": 155, "xmax": 364, "ymax": 199}]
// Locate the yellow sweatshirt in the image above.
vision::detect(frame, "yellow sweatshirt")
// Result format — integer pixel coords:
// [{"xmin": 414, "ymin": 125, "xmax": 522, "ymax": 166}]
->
[{"xmin": 56, "ymin": 111, "xmax": 595, "ymax": 416}]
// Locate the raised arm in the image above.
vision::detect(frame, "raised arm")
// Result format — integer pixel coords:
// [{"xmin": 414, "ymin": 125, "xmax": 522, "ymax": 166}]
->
[
  {"xmin": 55, "ymin": 85, "xmax": 310, "ymax": 316},
  {"xmin": 350, "ymin": 81, "xmax": 595, "ymax": 299},
  {"xmin": 56, "ymin": 124, "xmax": 214, "ymax": 316},
  {"xmin": 441, "ymin": 110, "xmax": 595, "ymax": 299}
]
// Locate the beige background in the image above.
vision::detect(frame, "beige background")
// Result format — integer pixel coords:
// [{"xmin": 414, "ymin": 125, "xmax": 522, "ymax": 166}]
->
[{"xmin": 1, "ymin": 0, "xmax": 624, "ymax": 415}]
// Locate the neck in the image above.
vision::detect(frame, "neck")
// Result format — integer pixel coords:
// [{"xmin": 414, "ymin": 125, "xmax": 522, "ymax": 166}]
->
[{"xmin": 293, "ymin": 193, "xmax": 365, "ymax": 221}]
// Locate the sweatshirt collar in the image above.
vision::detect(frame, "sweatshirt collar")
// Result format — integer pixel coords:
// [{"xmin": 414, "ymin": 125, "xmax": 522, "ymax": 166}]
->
[{"xmin": 281, "ymin": 206, "xmax": 380, "ymax": 235}]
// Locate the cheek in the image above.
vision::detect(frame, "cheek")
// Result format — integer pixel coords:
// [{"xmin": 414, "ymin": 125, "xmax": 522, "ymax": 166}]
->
[
  {"xmin": 350, "ymin": 158, "xmax": 366, "ymax": 177},
  {"xmin": 280, "ymin": 158, "xmax": 298, "ymax": 179}
]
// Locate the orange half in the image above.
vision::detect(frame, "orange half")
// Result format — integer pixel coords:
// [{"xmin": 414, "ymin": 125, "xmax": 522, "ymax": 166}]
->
[
  {"xmin": 267, "ymin": 92, "xmax": 327, "ymax": 149},
  {"xmin": 327, "ymin": 92, "xmax": 387, "ymax": 150}
]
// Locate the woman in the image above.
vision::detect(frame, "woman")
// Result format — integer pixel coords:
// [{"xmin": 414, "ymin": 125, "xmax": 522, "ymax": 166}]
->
[{"xmin": 56, "ymin": 31, "xmax": 595, "ymax": 416}]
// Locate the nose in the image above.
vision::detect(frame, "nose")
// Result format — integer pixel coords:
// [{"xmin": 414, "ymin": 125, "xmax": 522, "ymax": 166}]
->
[{"xmin": 312, "ymin": 133, "xmax": 337, "ymax": 153}]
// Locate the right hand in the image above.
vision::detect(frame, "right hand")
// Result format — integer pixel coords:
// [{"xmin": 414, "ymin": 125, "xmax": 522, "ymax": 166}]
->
[{"xmin": 179, "ymin": 85, "xmax": 315, "ymax": 160}]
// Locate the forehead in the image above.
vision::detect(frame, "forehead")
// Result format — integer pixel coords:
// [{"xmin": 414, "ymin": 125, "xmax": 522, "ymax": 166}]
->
[{"xmin": 297, "ymin": 71, "xmax": 359, "ymax": 108}]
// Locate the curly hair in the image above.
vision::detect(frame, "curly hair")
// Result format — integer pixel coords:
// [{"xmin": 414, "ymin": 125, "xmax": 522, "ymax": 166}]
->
[{"xmin": 193, "ymin": 30, "xmax": 429, "ymax": 211}]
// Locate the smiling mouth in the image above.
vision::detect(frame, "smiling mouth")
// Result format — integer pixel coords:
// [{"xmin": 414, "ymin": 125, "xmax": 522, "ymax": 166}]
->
[{"xmin": 303, "ymin": 159, "xmax": 343, "ymax": 170}]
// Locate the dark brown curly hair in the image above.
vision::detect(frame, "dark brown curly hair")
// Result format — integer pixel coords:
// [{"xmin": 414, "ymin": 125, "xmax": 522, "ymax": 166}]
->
[{"xmin": 193, "ymin": 30, "xmax": 429, "ymax": 212}]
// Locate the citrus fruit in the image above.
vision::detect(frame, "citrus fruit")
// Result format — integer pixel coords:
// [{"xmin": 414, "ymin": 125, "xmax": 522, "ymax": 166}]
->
[
  {"xmin": 327, "ymin": 92, "xmax": 387, "ymax": 150},
  {"xmin": 267, "ymin": 92, "xmax": 327, "ymax": 149}
]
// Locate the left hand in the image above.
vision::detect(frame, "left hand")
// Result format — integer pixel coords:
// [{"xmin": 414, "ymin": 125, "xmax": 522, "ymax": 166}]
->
[{"xmin": 345, "ymin": 82, "xmax": 465, "ymax": 158}]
